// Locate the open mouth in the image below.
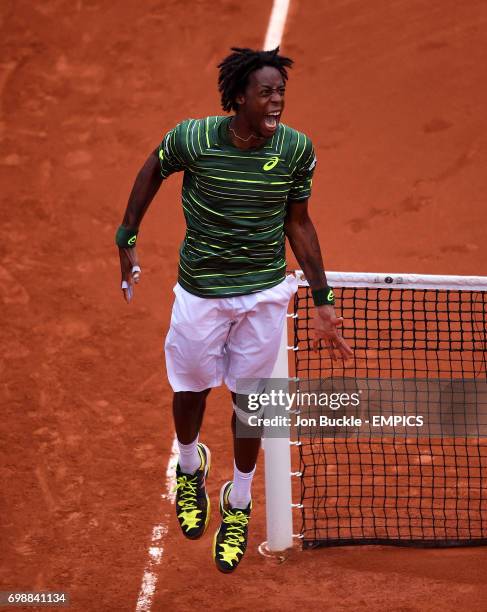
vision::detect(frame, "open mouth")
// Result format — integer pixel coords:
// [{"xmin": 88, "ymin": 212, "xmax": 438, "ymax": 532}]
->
[{"xmin": 263, "ymin": 111, "xmax": 281, "ymax": 130}]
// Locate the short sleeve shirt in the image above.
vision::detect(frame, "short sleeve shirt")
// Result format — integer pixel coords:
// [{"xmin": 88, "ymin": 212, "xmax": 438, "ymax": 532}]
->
[{"xmin": 159, "ymin": 116, "xmax": 316, "ymax": 297}]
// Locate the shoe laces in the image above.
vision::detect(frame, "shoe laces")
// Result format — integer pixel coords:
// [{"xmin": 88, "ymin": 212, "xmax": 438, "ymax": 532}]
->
[
  {"xmin": 222, "ymin": 509, "xmax": 249, "ymax": 546},
  {"xmin": 175, "ymin": 474, "xmax": 199, "ymax": 511}
]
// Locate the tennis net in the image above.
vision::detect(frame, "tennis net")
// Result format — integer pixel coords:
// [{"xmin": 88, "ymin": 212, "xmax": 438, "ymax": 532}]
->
[{"xmin": 293, "ymin": 271, "xmax": 487, "ymax": 547}]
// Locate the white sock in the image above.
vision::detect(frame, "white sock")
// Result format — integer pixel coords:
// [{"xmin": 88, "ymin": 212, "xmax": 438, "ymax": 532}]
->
[
  {"xmin": 228, "ymin": 462, "xmax": 256, "ymax": 509},
  {"xmin": 177, "ymin": 436, "xmax": 200, "ymax": 474}
]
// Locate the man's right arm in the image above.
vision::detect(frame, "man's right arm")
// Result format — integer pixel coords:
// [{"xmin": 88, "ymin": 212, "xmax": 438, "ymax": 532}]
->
[
  {"xmin": 117, "ymin": 121, "xmax": 188, "ymax": 303},
  {"xmin": 117, "ymin": 147, "xmax": 162, "ymax": 303},
  {"xmin": 122, "ymin": 148, "xmax": 162, "ymax": 228},
  {"xmin": 121, "ymin": 120, "xmax": 188, "ymax": 230}
]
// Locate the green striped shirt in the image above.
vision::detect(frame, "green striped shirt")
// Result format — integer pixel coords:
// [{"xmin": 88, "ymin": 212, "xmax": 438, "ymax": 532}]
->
[{"xmin": 158, "ymin": 115, "xmax": 316, "ymax": 297}]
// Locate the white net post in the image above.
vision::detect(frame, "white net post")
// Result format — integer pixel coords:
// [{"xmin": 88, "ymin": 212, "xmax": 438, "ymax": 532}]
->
[{"xmin": 263, "ymin": 317, "xmax": 294, "ymax": 552}]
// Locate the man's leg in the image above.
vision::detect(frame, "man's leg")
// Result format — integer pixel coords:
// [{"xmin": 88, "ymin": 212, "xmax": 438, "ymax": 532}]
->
[
  {"xmin": 172, "ymin": 389, "xmax": 212, "ymax": 540},
  {"xmin": 231, "ymin": 410, "xmax": 261, "ymax": 472},
  {"xmin": 213, "ymin": 276, "xmax": 296, "ymax": 571},
  {"xmin": 173, "ymin": 389, "xmax": 210, "ymax": 444},
  {"xmin": 229, "ymin": 391, "xmax": 261, "ymax": 508},
  {"xmin": 173, "ymin": 389, "xmax": 210, "ymax": 474},
  {"xmin": 213, "ymin": 393, "xmax": 261, "ymax": 573},
  {"xmin": 164, "ymin": 284, "xmax": 234, "ymax": 542}
]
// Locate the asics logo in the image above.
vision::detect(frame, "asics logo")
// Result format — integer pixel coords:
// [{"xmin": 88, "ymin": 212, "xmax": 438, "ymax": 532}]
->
[
  {"xmin": 327, "ymin": 289, "xmax": 334, "ymax": 302},
  {"xmin": 263, "ymin": 156, "xmax": 279, "ymax": 171},
  {"xmin": 128, "ymin": 235, "xmax": 137, "ymax": 246},
  {"xmin": 159, "ymin": 149, "xmax": 164, "ymax": 160}
]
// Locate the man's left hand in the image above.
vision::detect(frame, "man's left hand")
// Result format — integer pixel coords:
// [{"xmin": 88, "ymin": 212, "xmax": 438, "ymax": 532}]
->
[{"xmin": 312, "ymin": 305, "xmax": 354, "ymax": 361}]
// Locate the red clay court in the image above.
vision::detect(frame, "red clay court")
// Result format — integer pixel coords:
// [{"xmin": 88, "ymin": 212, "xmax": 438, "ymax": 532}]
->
[{"xmin": 1, "ymin": 1, "xmax": 487, "ymax": 610}]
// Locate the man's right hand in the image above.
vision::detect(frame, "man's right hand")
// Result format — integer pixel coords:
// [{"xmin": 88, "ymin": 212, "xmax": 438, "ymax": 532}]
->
[{"xmin": 118, "ymin": 246, "xmax": 141, "ymax": 303}]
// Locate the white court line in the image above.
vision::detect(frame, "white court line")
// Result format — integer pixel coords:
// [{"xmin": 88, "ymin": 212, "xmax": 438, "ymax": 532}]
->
[
  {"xmin": 134, "ymin": 1, "xmax": 291, "ymax": 609},
  {"xmin": 135, "ymin": 437, "xmax": 178, "ymax": 612},
  {"xmin": 264, "ymin": 0, "xmax": 291, "ymax": 51}
]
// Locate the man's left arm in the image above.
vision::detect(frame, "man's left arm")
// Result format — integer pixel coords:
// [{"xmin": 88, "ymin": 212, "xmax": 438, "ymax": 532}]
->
[{"xmin": 284, "ymin": 199, "xmax": 353, "ymax": 361}]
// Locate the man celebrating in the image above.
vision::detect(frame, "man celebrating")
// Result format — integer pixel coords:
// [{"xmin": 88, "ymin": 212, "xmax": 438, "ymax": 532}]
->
[{"xmin": 116, "ymin": 47, "xmax": 352, "ymax": 573}]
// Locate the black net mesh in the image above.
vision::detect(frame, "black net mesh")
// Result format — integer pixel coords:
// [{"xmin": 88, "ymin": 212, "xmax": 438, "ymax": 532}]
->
[{"xmin": 293, "ymin": 283, "xmax": 487, "ymax": 547}]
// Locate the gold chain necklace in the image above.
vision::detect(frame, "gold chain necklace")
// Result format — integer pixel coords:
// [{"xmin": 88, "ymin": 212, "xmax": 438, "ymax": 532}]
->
[{"xmin": 228, "ymin": 121, "xmax": 263, "ymax": 143}]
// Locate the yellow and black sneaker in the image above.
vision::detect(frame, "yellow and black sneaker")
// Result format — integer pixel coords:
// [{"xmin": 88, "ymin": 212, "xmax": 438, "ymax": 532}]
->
[
  {"xmin": 174, "ymin": 443, "xmax": 211, "ymax": 540},
  {"xmin": 213, "ymin": 481, "xmax": 252, "ymax": 573}
]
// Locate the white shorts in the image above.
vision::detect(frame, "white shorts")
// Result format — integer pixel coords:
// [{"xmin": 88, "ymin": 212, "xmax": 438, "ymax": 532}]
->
[{"xmin": 164, "ymin": 275, "xmax": 298, "ymax": 393}]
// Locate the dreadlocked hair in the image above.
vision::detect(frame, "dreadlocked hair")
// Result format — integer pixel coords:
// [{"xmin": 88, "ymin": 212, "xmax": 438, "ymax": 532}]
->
[{"xmin": 218, "ymin": 47, "xmax": 293, "ymax": 112}]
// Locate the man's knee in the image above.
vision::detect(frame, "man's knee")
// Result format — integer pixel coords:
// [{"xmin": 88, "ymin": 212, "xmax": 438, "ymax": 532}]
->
[
  {"xmin": 174, "ymin": 389, "xmax": 211, "ymax": 408},
  {"xmin": 232, "ymin": 392, "xmax": 264, "ymax": 430}
]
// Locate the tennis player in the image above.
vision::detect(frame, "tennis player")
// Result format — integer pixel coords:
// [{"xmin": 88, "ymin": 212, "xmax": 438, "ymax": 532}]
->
[{"xmin": 116, "ymin": 47, "xmax": 352, "ymax": 573}]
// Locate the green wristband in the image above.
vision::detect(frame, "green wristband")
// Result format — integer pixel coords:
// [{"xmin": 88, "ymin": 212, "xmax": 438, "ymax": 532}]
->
[
  {"xmin": 311, "ymin": 286, "xmax": 335, "ymax": 306},
  {"xmin": 115, "ymin": 226, "xmax": 138, "ymax": 248}
]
